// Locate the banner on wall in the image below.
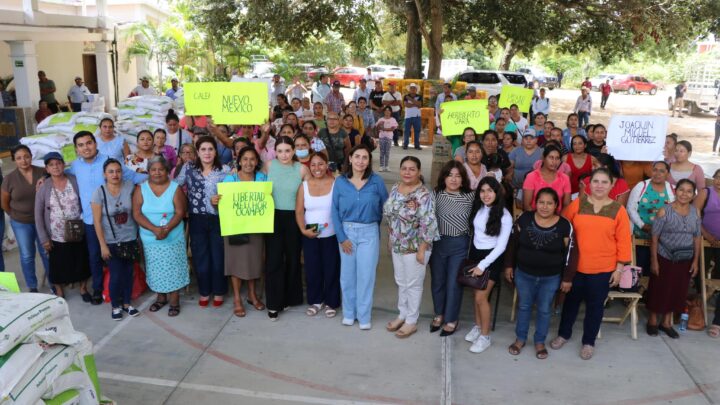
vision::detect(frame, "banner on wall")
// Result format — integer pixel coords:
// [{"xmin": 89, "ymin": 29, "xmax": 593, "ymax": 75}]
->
[
  {"xmin": 183, "ymin": 82, "xmax": 269, "ymax": 125},
  {"xmin": 439, "ymin": 99, "xmax": 489, "ymax": 136},
  {"xmin": 606, "ymin": 115, "xmax": 667, "ymax": 161},
  {"xmin": 217, "ymin": 181, "xmax": 274, "ymax": 236}
]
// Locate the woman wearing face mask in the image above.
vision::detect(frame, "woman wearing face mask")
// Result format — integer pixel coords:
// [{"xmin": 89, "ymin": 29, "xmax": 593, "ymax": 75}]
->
[
  {"xmin": 219, "ymin": 147, "xmax": 267, "ymax": 316},
  {"xmin": 176, "ymin": 136, "xmax": 230, "ymax": 308},
  {"xmin": 293, "ymin": 134, "xmax": 312, "ymax": 167},
  {"xmin": 96, "ymin": 118, "xmax": 130, "ymax": 162},
  {"xmin": 551, "ymin": 168, "xmax": 631, "ymax": 360},
  {"xmin": 384, "ymin": 156, "xmax": 439, "ymax": 338},
  {"xmin": 262, "ymin": 136, "xmax": 310, "ymax": 320},
  {"xmin": 669, "ymin": 140, "xmax": 705, "ymax": 189},
  {"xmin": 125, "ymin": 130, "xmax": 155, "ymax": 173},
  {"xmin": 522, "ymin": 146, "xmax": 571, "ymax": 212},
  {"xmin": 295, "ymin": 152, "xmax": 339, "ymax": 318}
]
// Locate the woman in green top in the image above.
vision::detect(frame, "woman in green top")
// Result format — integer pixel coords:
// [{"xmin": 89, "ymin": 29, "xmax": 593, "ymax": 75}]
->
[{"xmin": 262, "ymin": 136, "xmax": 310, "ymax": 321}]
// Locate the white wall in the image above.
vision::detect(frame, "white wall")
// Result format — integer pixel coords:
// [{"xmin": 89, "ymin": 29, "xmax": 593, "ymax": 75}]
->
[{"xmin": 36, "ymin": 41, "xmax": 85, "ymax": 103}]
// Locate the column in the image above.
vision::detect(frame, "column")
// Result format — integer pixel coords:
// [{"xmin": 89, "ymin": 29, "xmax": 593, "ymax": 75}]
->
[
  {"xmin": 22, "ymin": 0, "xmax": 39, "ymax": 24},
  {"xmin": 8, "ymin": 40, "xmax": 40, "ymax": 109},
  {"xmin": 94, "ymin": 41, "xmax": 116, "ymax": 112}
]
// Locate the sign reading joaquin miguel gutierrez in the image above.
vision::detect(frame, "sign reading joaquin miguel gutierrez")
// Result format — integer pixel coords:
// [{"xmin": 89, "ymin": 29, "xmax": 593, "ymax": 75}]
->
[
  {"xmin": 183, "ymin": 82, "xmax": 269, "ymax": 125},
  {"xmin": 606, "ymin": 115, "xmax": 667, "ymax": 161}
]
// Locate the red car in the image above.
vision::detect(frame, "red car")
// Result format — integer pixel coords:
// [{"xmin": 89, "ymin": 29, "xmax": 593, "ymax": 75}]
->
[
  {"xmin": 330, "ymin": 67, "xmax": 367, "ymax": 88},
  {"xmin": 611, "ymin": 74, "xmax": 658, "ymax": 95}
]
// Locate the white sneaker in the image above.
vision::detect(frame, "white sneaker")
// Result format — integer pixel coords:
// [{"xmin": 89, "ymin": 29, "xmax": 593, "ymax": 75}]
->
[
  {"xmin": 469, "ymin": 335, "xmax": 492, "ymax": 353},
  {"xmin": 465, "ymin": 325, "xmax": 481, "ymax": 342},
  {"xmin": 359, "ymin": 323, "xmax": 372, "ymax": 330},
  {"xmin": 342, "ymin": 318, "xmax": 354, "ymax": 326}
]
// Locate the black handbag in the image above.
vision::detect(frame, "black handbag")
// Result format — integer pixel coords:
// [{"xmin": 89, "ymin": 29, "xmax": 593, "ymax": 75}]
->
[
  {"xmin": 456, "ymin": 258, "xmax": 491, "ymax": 290},
  {"xmin": 51, "ymin": 187, "xmax": 85, "ymax": 243},
  {"xmin": 101, "ymin": 186, "xmax": 141, "ymax": 261}
]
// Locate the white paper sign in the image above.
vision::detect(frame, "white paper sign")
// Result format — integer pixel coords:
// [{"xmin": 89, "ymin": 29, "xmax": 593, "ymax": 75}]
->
[{"xmin": 607, "ymin": 115, "xmax": 667, "ymax": 161}]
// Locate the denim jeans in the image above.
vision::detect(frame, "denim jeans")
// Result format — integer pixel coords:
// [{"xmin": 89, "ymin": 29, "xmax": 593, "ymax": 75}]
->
[
  {"xmin": 558, "ymin": 271, "xmax": 612, "ymax": 346},
  {"xmin": 303, "ymin": 235, "xmax": 340, "ymax": 309},
  {"xmin": 85, "ymin": 224, "xmax": 105, "ymax": 294},
  {"xmin": 339, "ymin": 222, "xmax": 379, "ymax": 325},
  {"xmin": 189, "ymin": 214, "xmax": 227, "ymax": 297},
  {"xmin": 577, "ymin": 111, "xmax": 590, "ymax": 128},
  {"xmin": 10, "ymin": 219, "xmax": 49, "ymax": 290},
  {"xmin": 403, "ymin": 116, "xmax": 422, "ymax": 148},
  {"xmin": 107, "ymin": 246, "xmax": 134, "ymax": 307},
  {"xmin": 514, "ymin": 269, "xmax": 561, "ymax": 344},
  {"xmin": 429, "ymin": 235, "xmax": 468, "ymax": 323}
]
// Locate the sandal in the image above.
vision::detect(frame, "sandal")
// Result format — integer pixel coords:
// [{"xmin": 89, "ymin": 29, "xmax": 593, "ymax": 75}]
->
[
  {"xmin": 247, "ymin": 299, "xmax": 266, "ymax": 311},
  {"xmin": 430, "ymin": 315, "xmax": 443, "ymax": 333},
  {"xmin": 535, "ymin": 344, "xmax": 549, "ymax": 360},
  {"xmin": 325, "ymin": 307, "xmax": 337, "ymax": 318},
  {"xmin": 580, "ymin": 344, "xmax": 594, "ymax": 360},
  {"xmin": 550, "ymin": 336, "xmax": 567, "ymax": 350},
  {"xmin": 708, "ymin": 325, "xmax": 720, "ymax": 338},
  {"xmin": 149, "ymin": 300, "xmax": 168, "ymax": 312},
  {"xmin": 395, "ymin": 323, "xmax": 417, "ymax": 339},
  {"xmin": 386, "ymin": 318, "xmax": 404, "ymax": 332},
  {"xmin": 508, "ymin": 341, "xmax": 525, "ymax": 356},
  {"xmin": 306, "ymin": 304, "xmax": 324, "ymax": 316},
  {"xmin": 168, "ymin": 305, "xmax": 180, "ymax": 317},
  {"xmin": 233, "ymin": 301, "xmax": 246, "ymax": 317}
]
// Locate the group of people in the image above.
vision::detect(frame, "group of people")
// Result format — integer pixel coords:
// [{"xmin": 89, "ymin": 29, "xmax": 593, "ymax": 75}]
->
[{"xmin": 3, "ymin": 74, "xmax": 719, "ymax": 362}]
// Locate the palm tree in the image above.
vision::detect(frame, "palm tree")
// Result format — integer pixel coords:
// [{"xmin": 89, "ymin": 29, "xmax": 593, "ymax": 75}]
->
[{"xmin": 123, "ymin": 21, "xmax": 175, "ymax": 91}]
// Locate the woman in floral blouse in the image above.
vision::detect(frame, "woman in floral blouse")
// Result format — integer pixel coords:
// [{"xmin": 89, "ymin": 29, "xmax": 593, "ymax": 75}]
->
[
  {"xmin": 175, "ymin": 136, "xmax": 231, "ymax": 307},
  {"xmin": 383, "ymin": 156, "xmax": 439, "ymax": 338},
  {"xmin": 125, "ymin": 130, "xmax": 156, "ymax": 173}
]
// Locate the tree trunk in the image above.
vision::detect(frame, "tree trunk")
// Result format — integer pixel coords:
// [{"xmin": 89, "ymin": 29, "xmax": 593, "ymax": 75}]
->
[
  {"xmin": 426, "ymin": 0, "xmax": 443, "ymax": 79},
  {"xmin": 498, "ymin": 40, "xmax": 517, "ymax": 71},
  {"xmin": 404, "ymin": 1, "xmax": 422, "ymax": 79}
]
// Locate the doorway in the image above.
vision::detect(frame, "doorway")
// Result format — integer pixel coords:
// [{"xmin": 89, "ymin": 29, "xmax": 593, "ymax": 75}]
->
[{"xmin": 82, "ymin": 54, "xmax": 98, "ymax": 93}]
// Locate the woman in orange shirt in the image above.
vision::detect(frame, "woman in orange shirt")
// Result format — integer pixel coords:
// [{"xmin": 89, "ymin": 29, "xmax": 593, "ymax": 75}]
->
[{"xmin": 550, "ymin": 168, "xmax": 632, "ymax": 360}]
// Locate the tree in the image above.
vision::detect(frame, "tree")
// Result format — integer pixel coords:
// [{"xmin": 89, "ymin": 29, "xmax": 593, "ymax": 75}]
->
[{"xmin": 124, "ymin": 21, "xmax": 175, "ymax": 89}]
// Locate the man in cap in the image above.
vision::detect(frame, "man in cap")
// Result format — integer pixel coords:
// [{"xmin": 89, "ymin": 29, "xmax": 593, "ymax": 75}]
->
[
  {"xmin": 464, "ymin": 86, "xmax": 482, "ymax": 100},
  {"xmin": 67, "ymin": 76, "xmax": 91, "ymax": 112},
  {"xmin": 165, "ymin": 78, "xmax": 182, "ymax": 100},
  {"xmin": 325, "ymin": 80, "xmax": 346, "ymax": 114},
  {"xmin": 129, "ymin": 76, "xmax": 157, "ymax": 97},
  {"xmin": 353, "ymin": 77, "xmax": 371, "ymax": 104},
  {"xmin": 403, "ymin": 83, "xmax": 423, "ymax": 149},
  {"xmin": 382, "ymin": 81, "xmax": 403, "ymax": 146}
]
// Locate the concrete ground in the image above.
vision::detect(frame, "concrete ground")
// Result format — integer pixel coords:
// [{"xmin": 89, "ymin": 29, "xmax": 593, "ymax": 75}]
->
[{"xmin": 4, "ymin": 144, "xmax": 720, "ymax": 405}]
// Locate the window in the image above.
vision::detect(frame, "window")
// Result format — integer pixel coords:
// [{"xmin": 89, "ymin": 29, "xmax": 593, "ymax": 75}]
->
[
  {"xmin": 502, "ymin": 73, "xmax": 527, "ymax": 85},
  {"xmin": 459, "ymin": 72, "xmax": 500, "ymax": 84}
]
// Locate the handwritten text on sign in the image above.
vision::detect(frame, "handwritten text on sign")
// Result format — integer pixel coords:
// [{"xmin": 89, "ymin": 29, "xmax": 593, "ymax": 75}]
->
[
  {"xmin": 606, "ymin": 115, "xmax": 667, "ymax": 161},
  {"xmin": 498, "ymin": 85, "xmax": 534, "ymax": 113},
  {"xmin": 439, "ymin": 99, "xmax": 489, "ymax": 136},
  {"xmin": 217, "ymin": 181, "xmax": 275, "ymax": 236},
  {"xmin": 184, "ymin": 82, "xmax": 269, "ymax": 125}
]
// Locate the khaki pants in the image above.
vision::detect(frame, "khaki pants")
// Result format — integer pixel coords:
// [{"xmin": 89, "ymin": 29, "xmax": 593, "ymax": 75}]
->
[{"xmin": 673, "ymin": 97, "xmax": 684, "ymax": 116}]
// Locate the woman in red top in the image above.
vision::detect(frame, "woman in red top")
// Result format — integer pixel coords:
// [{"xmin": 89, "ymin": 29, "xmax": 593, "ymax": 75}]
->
[
  {"xmin": 580, "ymin": 153, "xmax": 630, "ymax": 206},
  {"xmin": 563, "ymin": 135, "xmax": 592, "ymax": 197}
]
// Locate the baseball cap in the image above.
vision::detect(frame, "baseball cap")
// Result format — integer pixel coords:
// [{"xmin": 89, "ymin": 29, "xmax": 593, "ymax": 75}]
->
[
  {"xmin": 522, "ymin": 129, "xmax": 538, "ymax": 138},
  {"xmin": 74, "ymin": 76, "xmax": 82, "ymax": 81},
  {"xmin": 388, "ymin": 81, "xmax": 397, "ymax": 86},
  {"xmin": 171, "ymin": 77, "xmax": 178, "ymax": 82},
  {"xmin": 43, "ymin": 151, "xmax": 64, "ymax": 164},
  {"xmin": 332, "ymin": 80, "xmax": 341, "ymax": 86},
  {"xmin": 467, "ymin": 86, "xmax": 476, "ymax": 91},
  {"xmin": 409, "ymin": 83, "xmax": 418, "ymax": 88}
]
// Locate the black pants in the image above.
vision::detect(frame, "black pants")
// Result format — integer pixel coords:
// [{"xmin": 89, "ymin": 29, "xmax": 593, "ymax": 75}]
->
[
  {"xmin": 392, "ymin": 111, "xmax": 401, "ymax": 144},
  {"xmin": 265, "ymin": 210, "xmax": 303, "ymax": 311},
  {"xmin": 714, "ymin": 293, "xmax": 720, "ymax": 326},
  {"xmin": 47, "ymin": 102, "xmax": 59, "ymax": 113},
  {"xmin": 71, "ymin": 102, "xmax": 82, "ymax": 112},
  {"xmin": 600, "ymin": 94, "xmax": 609, "ymax": 108}
]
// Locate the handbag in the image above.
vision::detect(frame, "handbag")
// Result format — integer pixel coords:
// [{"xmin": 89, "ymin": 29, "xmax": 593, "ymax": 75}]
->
[
  {"xmin": 101, "ymin": 186, "xmax": 141, "ymax": 261},
  {"xmin": 228, "ymin": 234, "xmax": 250, "ymax": 246},
  {"xmin": 618, "ymin": 264, "xmax": 642, "ymax": 292},
  {"xmin": 456, "ymin": 258, "xmax": 491, "ymax": 290},
  {"xmin": 51, "ymin": 186, "xmax": 85, "ymax": 243}
]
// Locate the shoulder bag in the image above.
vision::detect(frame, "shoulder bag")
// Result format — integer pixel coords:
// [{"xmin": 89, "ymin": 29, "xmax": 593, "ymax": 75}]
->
[
  {"xmin": 101, "ymin": 186, "xmax": 141, "ymax": 261},
  {"xmin": 456, "ymin": 229, "xmax": 491, "ymax": 290},
  {"xmin": 51, "ymin": 185, "xmax": 85, "ymax": 242}
]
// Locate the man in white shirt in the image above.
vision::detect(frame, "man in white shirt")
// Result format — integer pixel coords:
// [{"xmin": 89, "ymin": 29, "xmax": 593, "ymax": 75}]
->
[
  {"xmin": 270, "ymin": 74, "xmax": 286, "ymax": 108},
  {"xmin": 285, "ymin": 76, "xmax": 307, "ymax": 102},
  {"xmin": 382, "ymin": 82, "xmax": 403, "ymax": 146},
  {"xmin": 67, "ymin": 76, "xmax": 90, "ymax": 112},
  {"xmin": 531, "ymin": 87, "xmax": 550, "ymax": 117},
  {"xmin": 165, "ymin": 78, "xmax": 182, "ymax": 100},
  {"xmin": 129, "ymin": 77, "xmax": 157, "ymax": 97},
  {"xmin": 574, "ymin": 87, "xmax": 592, "ymax": 127},
  {"xmin": 353, "ymin": 78, "xmax": 371, "ymax": 104},
  {"xmin": 311, "ymin": 74, "xmax": 331, "ymax": 104}
]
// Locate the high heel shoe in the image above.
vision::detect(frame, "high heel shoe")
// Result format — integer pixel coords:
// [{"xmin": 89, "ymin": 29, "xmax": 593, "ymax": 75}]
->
[{"xmin": 439, "ymin": 322, "xmax": 458, "ymax": 337}]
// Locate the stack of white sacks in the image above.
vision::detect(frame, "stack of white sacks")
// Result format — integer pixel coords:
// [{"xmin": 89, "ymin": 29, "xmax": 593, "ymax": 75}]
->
[
  {"xmin": 81, "ymin": 95, "xmax": 105, "ymax": 113},
  {"xmin": 0, "ymin": 293, "xmax": 107, "ymax": 405},
  {"xmin": 116, "ymin": 95, "xmax": 175, "ymax": 152}
]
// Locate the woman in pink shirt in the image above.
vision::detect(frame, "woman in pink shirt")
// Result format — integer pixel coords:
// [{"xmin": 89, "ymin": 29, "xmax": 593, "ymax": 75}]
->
[{"xmin": 522, "ymin": 146, "xmax": 571, "ymax": 211}]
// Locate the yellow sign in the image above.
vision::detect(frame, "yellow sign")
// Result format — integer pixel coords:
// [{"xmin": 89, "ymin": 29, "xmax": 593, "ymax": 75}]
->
[
  {"xmin": 440, "ymin": 99, "xmax": 489, "ymax": 136},
  {"xmin": 217, "ymin": 181, "xmax": 275, "ymax": 236},
  {"xmin": 498, "ymin": 85, "xmax": 534, "ymax": 113},
  {"xmin": 184, "ymin": 82, "xmax": 269, "ymax": 125},
  {"xmin": 61, "ymin": 144, "xmax": 76, "ymax": 164},
  {"xmin": 0, "ymin": 272, "xmax": 20, "ymax": 293}
]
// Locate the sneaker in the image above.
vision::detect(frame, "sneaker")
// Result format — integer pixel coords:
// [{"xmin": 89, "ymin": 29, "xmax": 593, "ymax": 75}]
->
[
  {"xmin": 342, "ymin": 318, "xmax": 354, "ymax": 326},
  {"xmin": 111, "ymin": 308, "xmax": 123, "ymax": 321},
  {"xmin": 123, "ymin": 306, "xmax": 140, "ymax": 317},
  {"xmin": 469, "ymin": 335, "xmax": 492, "ymax": 353},
  {"xmin": 465, "ymin": 325, "xmax": 481, "ymax": 342},
  {"xmin": 268, "ymin": 310, "xmax": 279, "ymax": 322},
  {"xmin": 359, "ymin": 323, "xmax": 372, "ymax": 330}
]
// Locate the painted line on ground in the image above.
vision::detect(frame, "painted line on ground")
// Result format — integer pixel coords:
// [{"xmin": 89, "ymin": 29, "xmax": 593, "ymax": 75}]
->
[
  {"xmin": 93, "ymin": 294, "xmax": 155, "ymax": 354},
  {"xmin": 98, "ymin": 371, "xmax": 392, "ymax": 405},
  {"xmin": 441, "ymin": 336, "xmax": 452, "ymax": 405}
]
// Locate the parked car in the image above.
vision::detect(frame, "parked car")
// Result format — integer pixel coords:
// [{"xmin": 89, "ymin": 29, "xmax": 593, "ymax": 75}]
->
[
  {"xmin": 367, "ymin": 65, "xmax": 404, "ymax": 80},
  {"xmin": 456, "ymin": 70, "xmax": 528, "ymax": 97},
  {"xmin": 611, "ymin": 74, "xmax": 658, "ymax": 95},
  {"xmin": 307, "ymin": 67, "xmax": 330, "ymax": 82},
  {"xmin": 330, "ymin": 67, "xmax": 367, "ymax": 88},
  {"xmin": 517, "ymin": 67, "xmax": 557, "ymax": 89},
  {"xmin": 589, "ymin": 73, "xmax": 620, "ymax": 91}
]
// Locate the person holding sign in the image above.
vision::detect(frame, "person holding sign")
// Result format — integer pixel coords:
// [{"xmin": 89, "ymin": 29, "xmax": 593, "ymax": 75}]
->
[
  {"xmin": 295, "ymin": 153, "xmax": 340, "ymax": 318},
  {"xmin": 263, "ymin": 136, "xmax": 310, "ymax": 321},
  {"xmin": 669, "ymin": 140, "xmax": 706, "ymax": 189},
  {"xmin": 332, "ymin": 145, "xmax": 389, "ymax": 330},
  {"xmin": 133, "ymin": 156, "xmax": 189, "ymax": 317},
  {"xmin": 176, "ymin": 136, "xmax": 231, "ymax": 308},
  {"xmin": 384, "ymin": 156, "xmax": 439, "ymax": 338},
  {"xmin": 218, "ymin": 147, "xmax": 267, "ymax": 317}
]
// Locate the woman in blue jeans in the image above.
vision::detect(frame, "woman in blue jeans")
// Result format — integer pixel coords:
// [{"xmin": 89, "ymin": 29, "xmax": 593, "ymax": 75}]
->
[
  {"xmin": 331, "ymin": 144, "xmax": 388, "ymax": 330},
  {"xmin": 429, "ymin": 160, "xmax": 474, "ymax": 336},
  {"xmin": 1, "ymin": 145, "xmax": 49, "ymax": 291},
  {"xmin": 504, "ymin": 188, "xmax": 577, "ymax": 359}
]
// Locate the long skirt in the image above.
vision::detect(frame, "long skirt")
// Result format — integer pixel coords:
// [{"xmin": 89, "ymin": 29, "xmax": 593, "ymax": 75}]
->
[{"xmin": 646, "ymin": 254, "xmax": 692, "ymax": 314}]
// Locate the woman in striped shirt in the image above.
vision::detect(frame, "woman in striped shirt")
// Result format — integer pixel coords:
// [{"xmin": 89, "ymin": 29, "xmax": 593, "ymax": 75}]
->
[{"xmin": 429, "ymin": 160, "xmax": 475, "ymax": 336}]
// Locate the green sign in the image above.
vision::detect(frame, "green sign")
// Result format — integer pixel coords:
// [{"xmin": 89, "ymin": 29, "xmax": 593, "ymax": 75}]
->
[
  {"xmin": 439, "ymin": 99, "xmax": 489, "ymax": 136},
  {"xmin": 61, "ymin": 144, "xmax": 76, "ymax": 164},
  {"xmin": 217, "ymin": 181, "xmax": 275, "ymax": 236},
  {"xmin": 14, "ymin": 60, "xmax": 23, "ymax": 68},
  {"xmin": 498, "ymin": 85, "xmax": 534, "ymax": 113},
  {"xmin": 184, "ymin": 82, "xmax": 269, "ymax": 125}
]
